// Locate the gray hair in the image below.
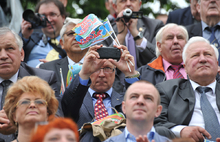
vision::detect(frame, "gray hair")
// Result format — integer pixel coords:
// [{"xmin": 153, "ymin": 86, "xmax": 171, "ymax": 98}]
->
[
  {"xmin": 60, "ymin": 17, "xmax": 82, "ymax": 42},
  {"xmin": 112, "ymin": 0, "xmax": 141, "ymax": 4},
  {"xmin": 155, "ymin": 23, "xmax": 189, "ymax": 57},
  {"xmin": 0, "ymin": 27, "xmax": 23, "ymax": 51},
  {"xmin": 182, "ymin": 36, "xmax": 219, "ymax": 63}
]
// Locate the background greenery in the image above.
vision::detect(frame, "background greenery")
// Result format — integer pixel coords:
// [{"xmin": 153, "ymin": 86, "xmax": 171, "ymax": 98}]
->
[{"xmin": 20, "ymin": 0, "xmax": 190, "ymax": 19}]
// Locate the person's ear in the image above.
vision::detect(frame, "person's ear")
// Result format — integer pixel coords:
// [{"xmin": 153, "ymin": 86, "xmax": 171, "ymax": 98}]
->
[
  {"xmin": 122, "ymin": 101, "xmax": 126, "ymax": 115},
  {"xmin": 60, "ymin": 39, "xmax": 64, "ymax": 49},
  {"xmin": 20, "ymin": 49, "xmax": 25, "ymax": 61},
  {"xmin": 155, "ymin": 105, "xmax": 162, "ymax": 117}
]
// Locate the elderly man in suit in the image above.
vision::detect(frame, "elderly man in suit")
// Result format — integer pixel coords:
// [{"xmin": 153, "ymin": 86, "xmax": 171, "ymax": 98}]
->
[
  {"xmin": 186, "ymin": 0, "xmax": 220, "ymax": 64},
  {"xmin": 0, "ymin": 27, "xmax": 59, "ymax": 141},
  {"xmin": 166, "ymin": 0, "xmax": 200, "ymax": 26},
  {"xmin": 136, "ymin": 23, "xmax": 188, "ymax": 85},
  {"xmin": 62, "ymin": 44, "xmax": 137, "ymax": 142},
  {"xmin": 104, "ymin": 0, "xmax": 163, "ymax": 69},
  {"xmin": 105, "ymin": 80, "xmax": 170, "ymax": 142},
  {"xmin": 154, "ymin": 37, "xmax": 220, "ymax": 141}
]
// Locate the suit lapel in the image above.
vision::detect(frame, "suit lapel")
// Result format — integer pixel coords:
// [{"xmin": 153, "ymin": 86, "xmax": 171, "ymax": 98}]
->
[
  {"xmin": 178, "ymin": 80, "xmax": 196, "ymax": 124},
  {"xmin": 18, "ymin": 64, "xmax": 31, "ymax": 79},
  {"xmin": 191, "ymin": 23, "xmax": 203, "ymax": 37},
  {"xmin": 111, "ymin": 90, "xmax": 123, "ymax": 111},
  {"xmin": 56, "ymin": 57, "xmax": 69, "ymax": 88},
  {"xmin": 215, "ymin": 82, "xmax": 220, "ymax": 111},
  {"xmin": 83, "ymin": 92, "xmax": 94, "ymax": 119}
]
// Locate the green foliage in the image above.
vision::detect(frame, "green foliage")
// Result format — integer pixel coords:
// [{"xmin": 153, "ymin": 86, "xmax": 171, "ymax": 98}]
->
[{"xmin": 20, "ymin": 0, "xmax": 190, "ymax": 19}]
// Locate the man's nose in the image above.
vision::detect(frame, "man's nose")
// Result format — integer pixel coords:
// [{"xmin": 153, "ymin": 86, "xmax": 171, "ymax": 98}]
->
[
  {"xmin": 0, "ymin": 50, "xmax": 8, "ymax": 59},
  {"xmin": 99, "ymin": 69, "xmax": 106, "ymax": 77},
  {"xmin": 126, "ymin": 0, "xmax": 131, "ymax": 5},
  {"xmin": 136, "ymin": 96, "xmax": 144, "ymax": 105},
  {"xmin": 199, "ymin": 54, "xmax": 207, "ymax": 63}
]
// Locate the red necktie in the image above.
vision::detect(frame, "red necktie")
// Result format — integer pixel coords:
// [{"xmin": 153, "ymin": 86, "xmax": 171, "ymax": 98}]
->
[
  {"xmin": 93, "ymin": 93, "xmax": 109, "ymax": 121},
  {"xmin": 170, "ymin": 65, "xmax": 184, "ymax": 79}
]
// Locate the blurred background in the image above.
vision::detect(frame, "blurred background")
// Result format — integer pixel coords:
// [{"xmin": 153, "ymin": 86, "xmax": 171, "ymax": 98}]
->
[{"xmin": 0, "ymin": 0, "xmax": 190, "ymax": 33}]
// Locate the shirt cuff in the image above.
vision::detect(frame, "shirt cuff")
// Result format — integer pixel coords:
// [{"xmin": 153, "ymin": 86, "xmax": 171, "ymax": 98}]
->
[
  {"xmin": 170, "ymin": 125, "xmax": 187, "ymax": 137},
  {"xmin": 136, "ymin": 37, "xmax": 147, "ymax": 52},
  {"xmin": 79, "ymin": 76, "xmax": 89, "ymax": 86},
  {"xmin": 125, "ymin": 77, "xmax": 139, "ymax": 84}
]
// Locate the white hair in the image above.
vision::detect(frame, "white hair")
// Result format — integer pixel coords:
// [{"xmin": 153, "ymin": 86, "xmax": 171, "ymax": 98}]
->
[
  {"xmin": 155, "ymin": 23, "xmax": 189, "ymax": 57},
  {"xmin": 182, "ymin": 36, "xmax": 219, "ymax": 63},
  {"xmin": 0, "ymin": 27, "xmax": 23, "ymax": 51},
  {"xmin": 112, "ymin": 0, "xmax": 141, "ymax": 4},
  {"xmin": 60, "ymin": 17, "xmax": 82, "ymax": 42}
]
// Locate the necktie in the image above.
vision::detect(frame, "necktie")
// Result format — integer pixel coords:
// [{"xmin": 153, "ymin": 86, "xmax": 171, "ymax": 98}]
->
[
  {"xmin": 127, "ymin": 30, "xmax": 137, "ymax": 69},
  {"xmin": 1, "ymin": 80, "xmax": 11, "ymax": 110},
  {"xmin": 197, "ymin": 86, "xmax": 220, "ymax": 140},
  {"xmin": 93, "ymin": 93, "xmax": 109, "ymax": 121},
  {"xmin": 208, "ymin": 26, "xmax": 220, "ymax": 64},
  {"xmin": 170, "ymin": 65, "xmax": 184, "ymax": 79}
]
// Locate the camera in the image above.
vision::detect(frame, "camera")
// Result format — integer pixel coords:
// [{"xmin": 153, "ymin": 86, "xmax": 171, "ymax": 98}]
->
[
  {"xmin": 97, "ymin": 47, "xmax": 121, "ymax": 61},
  {"xmin": 23, "ymin": 9, "xmax": 47, "ymax": 29},
  {"xmin": 123, "ymin": 8, "xmax": 143, "ymax": 23}
]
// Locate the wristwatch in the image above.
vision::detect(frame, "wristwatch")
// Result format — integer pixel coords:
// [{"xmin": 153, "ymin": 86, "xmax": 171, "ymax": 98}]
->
[
  {"xmin": 133, "ymin": 31, "xmax": 143, "ymax": 41},
  {"xmin": 125, "ymin": 71, "xmax": 140, "ymax": 78}
]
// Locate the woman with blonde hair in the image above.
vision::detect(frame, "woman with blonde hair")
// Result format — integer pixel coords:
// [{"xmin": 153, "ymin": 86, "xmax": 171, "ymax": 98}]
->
[{"xmin": 4, "ymin": 76, "xmax": 59, "ymax": 142}]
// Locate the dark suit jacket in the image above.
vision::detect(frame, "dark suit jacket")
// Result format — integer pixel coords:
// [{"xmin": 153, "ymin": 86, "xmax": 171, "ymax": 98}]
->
[
  {"xmin": 154, "ymin": 78, "xmax": 220, "ymax": 138},
  {"xmin": 103, "ymin": 16, "xmax": 164, "ymax": 68},
  {"xmin": 104, "ymin": 129, "xmax": 170, "ymax": 142},
  {"xmin": 62, "ymin": 75, "xmax": 124, "ymax": 142},
  {"xmin": 185, "ymin": 22, "xmax": 203, "ymax": 39},
  {"xmin": 166, "ymin": 6, "xmax": 194, "ymax": 26}
]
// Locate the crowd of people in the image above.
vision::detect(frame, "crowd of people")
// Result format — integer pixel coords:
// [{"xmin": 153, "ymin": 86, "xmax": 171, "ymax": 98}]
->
[{"xmin": 0, "ymin": 0, "xmax": 220, "ymax": 142}]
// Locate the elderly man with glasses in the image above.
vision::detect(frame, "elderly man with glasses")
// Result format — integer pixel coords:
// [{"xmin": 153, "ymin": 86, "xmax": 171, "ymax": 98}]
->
[
  {"xmin": 20, "ymin": 0, "xmax": 67, "ymax": 67},
  {"xmin": 62, "ymin": 44, "xmax": 137, "ymax": 142}
]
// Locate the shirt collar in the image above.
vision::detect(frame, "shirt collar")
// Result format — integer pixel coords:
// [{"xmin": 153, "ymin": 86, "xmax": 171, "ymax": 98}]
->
[
  {"xmin": 162, "ymin": 58, "xmax": 184, "ymax": 72},
  {"xmin": 88, "ymin": 87, "xmax": 112, "ymax": 98},
  {"xmin": 0, "ymin": 71, "xmax": 19, "ymax": 83},
  {"xmin": 124, "ymin": 126, "xmax": 156, "ymax": 141},
  {"xmin": 67, "ymin": 56, "xmax": 84, "ymax": 66},
  {"xmin": 201, "ymin": 21, "xmax": 220, "ymax": 31},
  {"xmin": 189, "ymin": 79, "xmax": 216, "ymax": 94}
]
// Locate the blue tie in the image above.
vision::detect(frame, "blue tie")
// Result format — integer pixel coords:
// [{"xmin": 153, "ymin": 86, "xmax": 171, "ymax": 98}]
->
[
  {"xmin": 208, "ymin": 27, "xmax": 220, "ymax": 64},
  {"xmin": 197, "ymin": 86, "xmax": 220, "ymax": 140}
]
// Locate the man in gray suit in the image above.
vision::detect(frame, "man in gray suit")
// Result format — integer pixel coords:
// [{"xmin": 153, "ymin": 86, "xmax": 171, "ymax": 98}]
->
[
  {"xmin": 105, "ymin": 80, "xmax": 170, "ymax": 142},
  {"xmin": 104, "ymin": 0, "xmax": 164, "ymax": 68},
  {"xmin": 154, "ymin": 37, "xmax": 220, "ymax": 141},
  {"xmin": 0, "ymin": 27, "xmax": 59, "ymax": 141}
]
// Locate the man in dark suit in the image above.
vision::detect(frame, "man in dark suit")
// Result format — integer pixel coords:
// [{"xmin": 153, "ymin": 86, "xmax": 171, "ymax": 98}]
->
[
  {"xmin": 105, "ymin": 80, "xmax": 170, "ymax": 142},
  {"xmin": 62, "ymin": 44, "xmax": 137, "ymax": 142},
  {"xmin": 20, "ymin": 0, "xmax": 67, "ymax": 67},
  {"xmin": 186, "ymin": 0, "xmax": 220, "ymax": 65},
  {"xmin": 0, "ymin": 27, "xmax": 60, "ymax": 141},
  {"xmin": 136, "ymin": 23, "xmax": 188, "ymax": 85},
  {"xmin": 104, "ymin": 0, "xmax": 164, "ymax": 69},
  {"xmin": 166, "ymin": 0, "xmax": 200, "ymax": 26},
  {"xmin": 154, "ymin": 37, "xmax": 220, "ymax": 141}
]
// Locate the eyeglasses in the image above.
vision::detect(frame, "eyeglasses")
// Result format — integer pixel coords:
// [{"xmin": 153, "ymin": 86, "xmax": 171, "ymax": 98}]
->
[
  {"xmin": 95, "ymin": 67, "xmax": 115, "ymax": 74},
  {"xmin": 64, "ymin": 30, "xmax": 76, "ymax": 37},
  {"xmin": 43, "ymin": 12, "xmax": 60, "ymax": 19},
  {"xmin": 16, "ymin": 99, "xmax": 48, "ymax": 108}
]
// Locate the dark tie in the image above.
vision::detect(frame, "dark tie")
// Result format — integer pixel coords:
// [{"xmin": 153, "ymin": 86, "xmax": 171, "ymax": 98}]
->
[
  {"xmin": 196, "ymin": 86, "xmax": 220, "ymax": 140},
  {"xmin": 207, "ymin": 26, "xmax": 220, "ymax": 64},
  {"xmin": 1, "ymin": 80, "xmax": 11, "ymax": 110},
  {"xmin": 93, "ymin": 93, "xmax": 109, "ymax": 121},
  {"xmin": 170, "ymin": 65, "xmax": 184, "ymax": 79},
  {"xmin": 127, "ymin": 30, "xmax": 137, "ymax": 69}
]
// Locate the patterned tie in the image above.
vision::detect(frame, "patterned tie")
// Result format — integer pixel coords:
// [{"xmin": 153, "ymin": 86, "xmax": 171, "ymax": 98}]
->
[
  {"xmin": 127, "ymin": 30, "xmax": 137, "ymax": 69},
  {"xmin": 197, "ymin": 86, "xmax": 220, "ymax": 140},
  {"xmin": 93, "ymin": 93, "xmax": 109, "ymax": 121},
  {"xmin": 1, "ymin": 80, "xmax": 11, "ymax": 110},
  {"xmin": 170, "ymin": 65, "xmax": 184, "ymax": 79},
  {"xmin": 208, "ymin": 26, "xmax": 220, "ymax": 64}
]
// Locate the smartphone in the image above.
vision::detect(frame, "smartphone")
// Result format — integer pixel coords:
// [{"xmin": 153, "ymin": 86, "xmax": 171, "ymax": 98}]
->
[{"xmin": 97, "ymin": 47, "xmax": 121, "ymax": 61}]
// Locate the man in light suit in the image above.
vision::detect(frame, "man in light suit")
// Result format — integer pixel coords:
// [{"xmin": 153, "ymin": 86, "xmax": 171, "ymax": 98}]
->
[
  {"xmin": 105, "ymin": 80, "xmax": 170, "ymax": 142},
  {"xmin": 104, "ymin": 0, "xmax": 163, "ymax": 68},
  {"xmin": 62, "ymin": 44, "xmax": 137, "ymax": 142},
  {"xmin": 0, "ymin": 27, "xmax": 60, "ymax": 141},
  {"xmin": 166, "ymin": 0, "xmax": 200, "ymax": 26},
  {"xmin": 154, "ymin": 37, "xmax": 220, "ymax": 141}
]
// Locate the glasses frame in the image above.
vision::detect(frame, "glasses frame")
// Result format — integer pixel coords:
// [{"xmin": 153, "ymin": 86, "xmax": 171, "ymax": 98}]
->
[
  {"xmin": 95, "ymin": 67, "xmax": 115, "ymax": 74},
  {"xmin": 16, "ymin": 99, "xmax": 48, "ymax": 108},
  {"xmin": 42, "ymin": 12, "xmax": 60, "ymax": 19}
]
